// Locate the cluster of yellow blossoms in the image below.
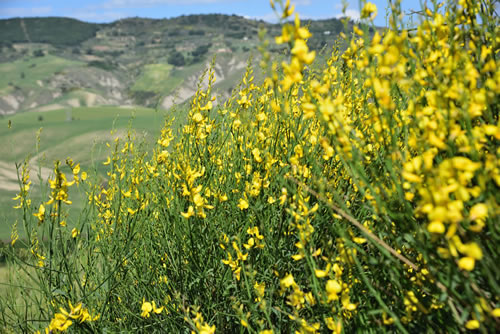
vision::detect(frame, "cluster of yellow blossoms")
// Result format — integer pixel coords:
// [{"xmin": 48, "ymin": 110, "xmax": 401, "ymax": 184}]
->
[{"xmin": 36, "ymin": 302, "xmax": 98, "ymax": 333}]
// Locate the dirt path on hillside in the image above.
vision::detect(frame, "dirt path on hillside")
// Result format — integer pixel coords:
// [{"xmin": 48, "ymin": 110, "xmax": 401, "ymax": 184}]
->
[
  {"xmin": 0, "ymin": 160, "xmax": 53, "ymax": 193},
  {"xmin": 19, "ymin": 19, "xmax": 32, "ymax": 43},
  {"xmin": 0, "ymin": 161, "xmax": 19, "ymax": 192}
]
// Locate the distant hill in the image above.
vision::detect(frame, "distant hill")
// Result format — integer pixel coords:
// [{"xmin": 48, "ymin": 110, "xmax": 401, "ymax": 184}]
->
[
  {"xmin": 0, "ymin": 14, "xmax": 357, "ymax": 115},
  {"xmin": 0, "ymin": 17, "xmax": 100, "ymax": 45}
]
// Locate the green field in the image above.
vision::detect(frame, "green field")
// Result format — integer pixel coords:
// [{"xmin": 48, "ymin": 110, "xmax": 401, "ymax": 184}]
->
[
  {"xmin": 0, "ymin": 55, "xmax": 83, "ymax": 94},
  {"xmin": 131, "ymin": 63, "xmax": 177, "ymax": 93},
  {"xmin": 0, "ymin": 106, "xmax": 183, "ymax": 240}
]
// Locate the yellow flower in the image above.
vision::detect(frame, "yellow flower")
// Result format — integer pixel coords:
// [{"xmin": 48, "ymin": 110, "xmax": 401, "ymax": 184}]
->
[
  {"xmin": 47, "ymin": 301, "xmax": 96, "ymax": 332},
  {"xmin": 279, "ymin": 188, "xmax": 287, "ymax": 205},
  {"xmin": 193, "ymin": 193, "xmax": 204, "ymax": 207},
  {"xmin": 243, "ymin": 237, "xmax": 255, "ymax": 249},
  {"xmin": 341, "ymin": 292, "xmax": 357, "ymax": 311},
  {"xmin": 291, "ymin": 39, "xmax": 316, "ymax": 65},
  {"xmin": 141, "ymin": 299, "xmax": 153, "ymax": 318},
  {"xmin": 325, "ymin": 317, "xmax": 342, "ymax": 333},
  {"xmin": 427, "ymin": 221, "xmax": 445, "ymax": 234},
  {"xmin": 469, "ymin": 203, "xmax": 488, "ymax": 221},
  {"xmin": 305, "ymin": 292, "xmax": 316, "ymax": 306},
  {"xmin": 294, "ymin": 14, "xmax": 311, "ymax": 39},
  {"xmin": 73, "ymin": 164, "xmax": 80, "ymax": 175},
  {"xmin": 252, "ymin": 148, "xmax": 263, "ymax": 163},
  {"xmin": 281, "ymin": 0, "xmax": 295, "ymax": 18},
  {"xmin": 198, "ymin": 324, "xmax": 216, "ymax": 334},
  {"xmin": 192, "ymin": 112, "xmax": 203, "ymax": 123},
  {"xmin": 237, "ymin": 198, "xmax": 249, "ymax": 210},
  {"xmin": 49, "ymin": 313, "xmax": 73, "ymax": 332},
  {"xmin": 465, "ymin": 319, "xmax": 479, "ymax": 330},
  {"xmin": 33, "ymin": 204, "xmax": 46, "ymax": 224},
  {"xmin": 71, "ymin": 228, "xmax": 79, "ymax": 238},
  {"xmin": 458, "ymin": 257, "xmax": 475, "ymax": 271},
  {"xmin": 314, "ymin": 263, "xmax": 331, "ymax": 278},
  {"xmin": 302, "ymin": 102, "xmax": 316, "ymax": 119},
  {"xmin": 326, "ymin": 279, "xmax": 342, "ymax": 302},
  {"xmin": 382, "ymin": 312, "xmax": 394, "ymax": 325},
  {"xmin": 10, "ymin": 222, "xmax": 18, "ymax": 246},
  {"xmin": 463, "ymin": 242, "xmax": 483, "ymax": 260},
  {"xmin": 280, "ymin": 273, "xmax": 296, "ymax": 290},
  {"xmin": 152, "ymin": 301, "xmax": 163, "ymax": 314},
  {"xmin": 491, "ymin": 308, "xmax": 500, "ymax": 317},
  {"xmin": 254, "ymin": 281, "xmax": 266, "ymax": 299},
  {"xmin": 259, "ymin": 330, "xmax": 274, "ymax": 334},
  {"xmin": 181, "ymin": 205, "xmax": 195, "ymax": 219},
  {"xmin": 361, "ymin": 2, "xmax": 377, "ymax": 20}
]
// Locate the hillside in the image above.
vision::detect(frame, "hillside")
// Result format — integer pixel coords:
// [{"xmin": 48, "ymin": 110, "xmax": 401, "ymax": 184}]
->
[
  {"xmin": 0, "ymin": 17, "xmax": 100, "ymax": 45},
  {"xmin": 0, "ymin": 14, "xmax": 353, "ymax": 115}
]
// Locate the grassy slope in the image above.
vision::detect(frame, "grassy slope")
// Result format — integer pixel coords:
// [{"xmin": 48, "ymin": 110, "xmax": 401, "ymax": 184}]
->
[
  {"xmin": 131, "ymin": 61, "xmax": 209, "ymax": 98},
  {"xmin": 131, "ymin": 64, "xmax": 175, "ymax": 93},
  {"xmin": 0, "ymin": 106, "xmax": 182, "ymax": 240},
  {"xmin": 0, "ymin": 55, "xmax": 83, "ymax": 92}
]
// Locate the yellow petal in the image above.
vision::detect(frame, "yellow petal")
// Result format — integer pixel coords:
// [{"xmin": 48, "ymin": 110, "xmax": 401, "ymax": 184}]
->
[
  {"xmin": 491, "ymin": 308, "xmax": 500, "ymax": 317},
  {"xmin": 428, "ymin": 221, "xmax": 445, "ymax": 234},
  {"xmin": 458, "ymin": 257, "xmax": 475, "ymax": 271},
  {"xmin": 465, "ymin": 320, "xmax": 479, "ymax": 330}
]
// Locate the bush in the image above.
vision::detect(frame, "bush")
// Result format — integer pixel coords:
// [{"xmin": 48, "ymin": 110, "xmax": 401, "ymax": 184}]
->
[
  {"xmin": 191, "ymin": 43, "xmax": 212, "ymax": 58},
  {"xmin": 167, "ymin": 51, "xmax": 185, "ymax": 67},
  {"xmin": 168, "ymin": 30, "xmax": 181, "ymax": 37},
  {"xmin": 129, "ymin": 90, "xmax": 157, "ymax": 105},
  {"xmin": 1, "ymin": 1, "xmax": 499, "ymax": 333},
  {"xmin": 87, "ymin": 60, "xmax": 116, "ymax": 71},
  {"xmin": 33, "ymin": 49, "xmax": 44, "ymax": 57},
  {"xmin": 188, "ymin": 29, "xmax": 205, "ymax": 36},
  {"xmin": 224, "ymin": 31, "xmax": 246, "ymax": 39}
]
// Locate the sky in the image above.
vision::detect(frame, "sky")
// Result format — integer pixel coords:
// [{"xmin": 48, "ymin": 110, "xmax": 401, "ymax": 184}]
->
[{"xmin": 0, "ymin": 0, "xmax": 422, "ymax": 27}]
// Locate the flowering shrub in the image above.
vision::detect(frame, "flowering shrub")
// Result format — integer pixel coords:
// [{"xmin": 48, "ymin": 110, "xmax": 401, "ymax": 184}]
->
[{"xmin": 1, "ymin": 0, "xmax": 499, "ymax": 332}]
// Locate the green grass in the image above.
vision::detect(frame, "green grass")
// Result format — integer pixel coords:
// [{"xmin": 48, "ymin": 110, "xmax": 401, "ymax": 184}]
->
[
  {"xmin": 0, "ymin": 55, "xmax": 84, "ymax": 94},
  {"xmin": 130, "ymin": 61, "xmax": 207, "ymax": 98},
  {"xmin": 131, "ymin": 64, "xmax": 177, "ymax": 94},
  {"xmin": 0, "ymin": 106, "xmax": 164, "ymax": 161},
  {"xmin": 0, "ymin": 105, "xmax": 186, "ymax": 241}
]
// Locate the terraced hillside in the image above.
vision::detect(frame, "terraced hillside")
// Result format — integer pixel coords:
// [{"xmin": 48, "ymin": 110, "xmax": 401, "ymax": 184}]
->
[{"xmin": 0, "ymin": 15, "xmax": 353, "ymax": 115}]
